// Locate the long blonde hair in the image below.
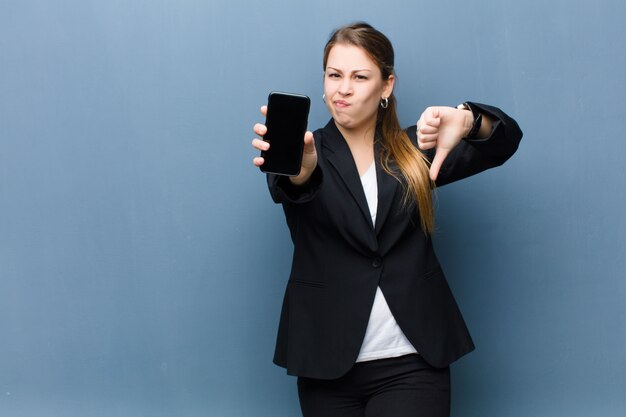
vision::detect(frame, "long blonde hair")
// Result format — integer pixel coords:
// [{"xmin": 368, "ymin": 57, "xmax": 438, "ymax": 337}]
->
[{"xmin": 323, "ymin": 23, "xmax": 435, "ymax": 233}]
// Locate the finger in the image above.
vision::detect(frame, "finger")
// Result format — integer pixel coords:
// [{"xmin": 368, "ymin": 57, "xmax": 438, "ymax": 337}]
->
[
  {"xmin": 418, "ymin": 123, "xmax": 438, "ymax": 135},
  {"xmin": 429, "ymin": 147, "xmax": 450, "ymax": 181},
  {"xmin": 253, "ymin": 156, "xmax": 265, "ymax": 167},
  {"xmin": 418, "ymin": 133, "xmax": 438, "ymax": 143},
  {"xmin": 418, "ymin": 142, "xmax": 436, "ymax": 151},
  {"xmin": 417, "ymin": 127, "xmax": 436, "ymax": 147},
  {"xmin": 252, "ymin": 138, "xmax": 269, "ymax": 151},
  {"xmin": 253, "ymin": 123, "xmax": 267, "ymax": 136},
  {"xmin": 260, "ymin": 105, "xmax": 267, "ymax": 117},
  {"xmin": 418, "ymin": 140, "xmax": 436, "ymax": 151},
  {"xmin": 426, "ymin": 106, "xmax": 440, "ymax": 119},
  {"xmin": 418, "ymin": 134, "xmax": 438, "ymax": 150},
  {"xmin": 425, "ymin": 116, "xmax": 441, "ymax": 128},
  {"xmin": 416, "ymin": 114, "xmax": 426, "ymax": 133},
  {"xmin": 303, "ymin": 131, "xmax": 314, "ymax": 145},
  {"xmin": 421, "ymin": 106, "xmax": 439, "ymax": 124},
  {"xmin": 302, "ymin": 131, "xmax": 316, "ymax": 152}
]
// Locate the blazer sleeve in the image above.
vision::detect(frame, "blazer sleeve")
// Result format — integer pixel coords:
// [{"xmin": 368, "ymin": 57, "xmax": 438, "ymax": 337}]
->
[
  {"xmin": 266, "ymin": 128, "xmax": 326, "ymax": 204},
  {"xmin": 266, "ymin": 166, "xmax": 324, "ymax": 204},
  {"xmin": 406, "ymin": 102, "xmax": 523, "ymax": 187}
]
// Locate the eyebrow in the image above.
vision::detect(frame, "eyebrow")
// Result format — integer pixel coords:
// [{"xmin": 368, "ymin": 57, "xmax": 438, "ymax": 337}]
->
[{"xmin": 326, "ymin": 67, "xmax": 372, "ymax": 74}]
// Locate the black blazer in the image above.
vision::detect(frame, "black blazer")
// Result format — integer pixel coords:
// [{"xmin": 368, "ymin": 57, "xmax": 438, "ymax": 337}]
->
[{"xmin": 267, "ymin": 102, "xmax": 522, "ymax": 379}]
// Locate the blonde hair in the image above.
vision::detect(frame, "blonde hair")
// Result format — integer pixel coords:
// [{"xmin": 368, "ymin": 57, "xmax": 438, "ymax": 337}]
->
[{"xmin": 323, "ymin": 23, "xmax": 435, "ymax": 233}]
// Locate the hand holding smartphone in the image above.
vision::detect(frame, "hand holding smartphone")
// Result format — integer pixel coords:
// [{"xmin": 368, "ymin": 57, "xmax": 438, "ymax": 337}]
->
[{"xmin": 259, "ymin": 92, "xmax": 311, "ymax": 176}]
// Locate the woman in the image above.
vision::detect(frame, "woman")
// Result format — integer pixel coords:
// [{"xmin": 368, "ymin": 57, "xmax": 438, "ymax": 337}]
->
[{"xmin": 251, "ymin": 22, "xmax": 522, "ymax": 417}]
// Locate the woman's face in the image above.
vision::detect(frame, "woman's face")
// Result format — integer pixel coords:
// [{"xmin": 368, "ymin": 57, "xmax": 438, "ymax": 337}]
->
[{"xmin": 324, "ymin": 43, "xmax": 394, "ymax": 133}]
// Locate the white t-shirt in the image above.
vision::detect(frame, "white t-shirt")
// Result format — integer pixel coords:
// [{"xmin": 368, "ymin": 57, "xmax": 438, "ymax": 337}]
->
[{"xmin": 355, "ymin": 160, "xmax": 418, "ymax": 362}]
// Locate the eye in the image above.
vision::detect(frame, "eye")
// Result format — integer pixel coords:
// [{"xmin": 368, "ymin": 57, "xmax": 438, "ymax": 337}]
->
[
  {"xmin": 327, "ymin": 72, "xmax": 340, "ymax": 78},
  {"xmin": 354, "ymin": 74, "xmax": 368, "ymax": 80}
]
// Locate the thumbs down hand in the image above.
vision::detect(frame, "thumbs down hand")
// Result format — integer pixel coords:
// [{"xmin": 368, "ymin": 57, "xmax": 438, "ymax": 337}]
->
[{"xmin": 416, "ymin": 106, "xmax": 474, "ymax": 182}]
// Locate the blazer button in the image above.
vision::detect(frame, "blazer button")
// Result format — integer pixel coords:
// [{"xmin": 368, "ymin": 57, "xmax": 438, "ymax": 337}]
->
[{"xmin": 371, "ymin": 257, "xmax": 382, "ymax": 268}]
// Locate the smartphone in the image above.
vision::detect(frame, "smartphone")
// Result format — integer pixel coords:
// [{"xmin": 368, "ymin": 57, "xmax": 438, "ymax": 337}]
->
[{"xmin": 260, "ymin": 91, "xmax": 311, "ymax": 176}]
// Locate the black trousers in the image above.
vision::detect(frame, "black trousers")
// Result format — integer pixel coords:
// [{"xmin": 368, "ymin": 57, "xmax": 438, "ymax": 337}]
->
[{"xmin": 297, "ymin": 354, "xmax": 450, "ymax": 417}]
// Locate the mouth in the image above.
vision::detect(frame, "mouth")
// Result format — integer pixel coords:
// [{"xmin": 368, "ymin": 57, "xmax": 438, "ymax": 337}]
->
[{"xmin": 334, "ymin": 100, "xmax": 350, "ymax": 108}]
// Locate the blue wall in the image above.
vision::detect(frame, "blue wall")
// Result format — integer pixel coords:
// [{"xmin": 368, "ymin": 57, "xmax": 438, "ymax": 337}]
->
[{"xmin": 1, "ymin": 1, "xmax": 624, "ymax": 416}]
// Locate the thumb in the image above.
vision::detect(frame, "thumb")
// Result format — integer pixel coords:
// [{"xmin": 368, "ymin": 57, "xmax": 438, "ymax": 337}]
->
[
  {"xmin": 429, "ymin": 146, "xmax": 450, "ymax": 182},
  {"xmin": 303, "ymin": 131, "xmax": 315, "ymax": 152}
]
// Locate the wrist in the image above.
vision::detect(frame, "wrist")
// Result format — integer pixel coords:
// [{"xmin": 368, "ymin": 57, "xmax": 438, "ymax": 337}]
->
[
  {"xmin": 457, "ymin": 106, "xmax": 473, "ymax": 137},
  {"xmin": 457, "ymin": 102, "xmax": 482, "ymax": 139},
  {"xmin": 289, "ymin": 168, "xmax": 312, "ymax": 186}
]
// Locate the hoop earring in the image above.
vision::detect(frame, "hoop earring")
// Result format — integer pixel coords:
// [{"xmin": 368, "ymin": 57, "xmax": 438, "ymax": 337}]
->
[
  {"xmin": 322, "ymin": 94, "xmax": 326, "ymax": 103},
  {"xmin": 380, "ymin": 97, "xmax": 389, "ymax": 109}
]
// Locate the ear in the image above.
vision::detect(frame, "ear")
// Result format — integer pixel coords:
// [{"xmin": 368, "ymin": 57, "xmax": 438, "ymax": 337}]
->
[{"xmin": 382, "ymin": 74, "xmax": 395, "ymax": 100}]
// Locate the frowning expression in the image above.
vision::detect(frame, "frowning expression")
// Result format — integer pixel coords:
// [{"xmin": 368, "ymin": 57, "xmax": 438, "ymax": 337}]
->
[{"xmin": 324, "ymin": 43, "xmax": 394, "ymax": 133}]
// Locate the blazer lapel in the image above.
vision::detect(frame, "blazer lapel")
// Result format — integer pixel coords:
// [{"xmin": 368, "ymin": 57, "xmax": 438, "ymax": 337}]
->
[
  {"xmin": 374, "ymin": 140, "xmax": 399, "ymax": 235},
  {"xmin": 321, "ymin": 120, "xmax": 373, "ymax": 229}
]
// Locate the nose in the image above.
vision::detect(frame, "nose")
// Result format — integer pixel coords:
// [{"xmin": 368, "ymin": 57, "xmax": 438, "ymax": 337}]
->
[{"xmin": 338, "ymin": 78, "xmax": 353, "ymax": 96}]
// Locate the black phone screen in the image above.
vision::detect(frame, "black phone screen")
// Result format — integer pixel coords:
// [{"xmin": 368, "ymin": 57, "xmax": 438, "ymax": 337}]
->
[{"xmin": 260, "ymin": 92, "xmax": 310, "ymax": 176}]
